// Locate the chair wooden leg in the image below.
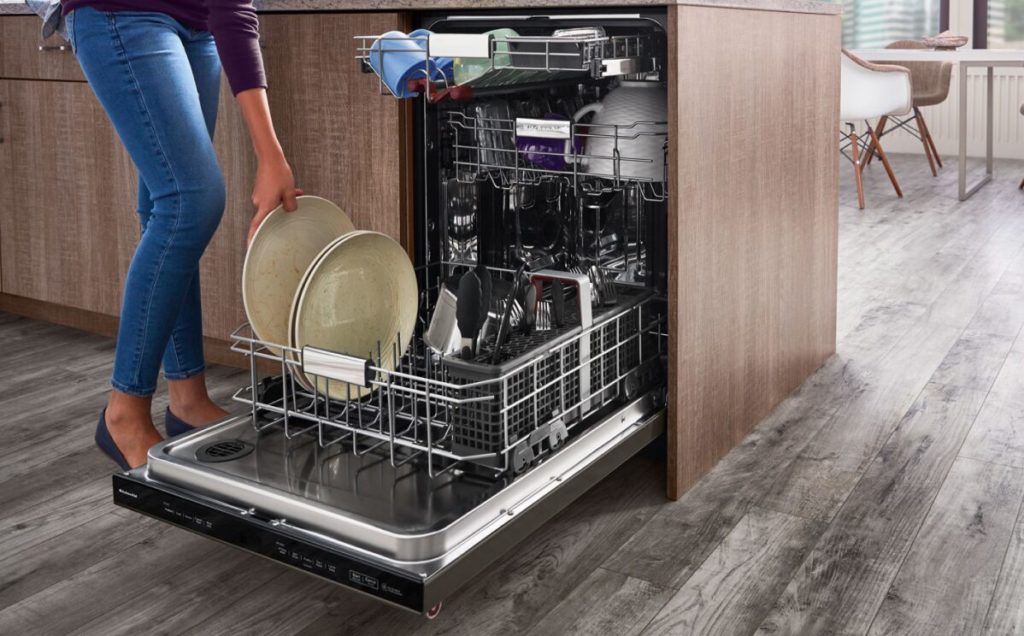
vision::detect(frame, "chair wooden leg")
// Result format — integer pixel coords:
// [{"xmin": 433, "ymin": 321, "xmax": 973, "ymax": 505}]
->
[
  {"xmin": 867, "ymin": 124, "xmax": 903, "ymax": 199},
  {"xmin": 917, "ymin": 109, "xmax": 942, "ymax": 169},
  {"xmin": 849, "ymin": 126, "xmax": 865, "ymax": 209},
  {"xmin": 914, "ymin": 107, "xmax": 938, "ymax": 177},
  {"xmin": 863, "ymin": 115, "xmax": 887, "ymax": 167}
]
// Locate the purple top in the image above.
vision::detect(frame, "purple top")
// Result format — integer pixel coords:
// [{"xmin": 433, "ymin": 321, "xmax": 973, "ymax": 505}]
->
[{"xmin": 62, "ymin": 0, "xmax": 266, "ymax": 95}]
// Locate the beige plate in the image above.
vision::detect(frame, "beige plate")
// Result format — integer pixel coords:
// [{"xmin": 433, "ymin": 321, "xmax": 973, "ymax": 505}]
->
[
  {"xmin": 284, "ymin": 231, "xmax": 363, "ymax": 393},
  {"xmin": 291, "ymin": 231, "xmax": 418, "ymax": 400},
  {"xmin": 242, "ymin": 196, "xmax": 355, "ymax": 355}
]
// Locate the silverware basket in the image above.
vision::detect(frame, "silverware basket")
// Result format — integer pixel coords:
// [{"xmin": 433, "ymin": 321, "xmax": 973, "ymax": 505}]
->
[{"xmin": 442, "ymin": 286, "xmax": 658, "ymax": 471}]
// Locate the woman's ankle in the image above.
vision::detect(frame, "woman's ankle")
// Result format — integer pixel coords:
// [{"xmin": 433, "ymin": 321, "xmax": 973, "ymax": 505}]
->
[
  {"xmin": 167, "ymin": 375, "xmax": 228, "ymax": 427},
  {"xmin": 167, "ymin": 373, "xmax": 212, "ymax": 410},
  {"xmin": 104, "ymin": 390, "xmax": 162, "ymax": 468},
  {"xmin": 106, "ymin": 390, "xmax": 154, "ymax": 427}
]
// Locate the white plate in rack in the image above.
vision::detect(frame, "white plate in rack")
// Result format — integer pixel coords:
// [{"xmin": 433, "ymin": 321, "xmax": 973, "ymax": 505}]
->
[
  {"xmin": 290, "ymin": 231, "xmax": 418, "ymax": 400},
  {"xmin": 242, "ymin": 196, "xmax": 355, "ymax": 356}
]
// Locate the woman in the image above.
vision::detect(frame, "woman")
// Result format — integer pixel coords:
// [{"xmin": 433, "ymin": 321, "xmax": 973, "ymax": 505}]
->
[{"xmin": 62, "ymin": 0, "xmax": 299, "ymax": 469}]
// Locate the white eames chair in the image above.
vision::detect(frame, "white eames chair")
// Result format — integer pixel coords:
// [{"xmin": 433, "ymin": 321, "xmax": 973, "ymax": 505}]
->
[{"xmin": 841, "ymin": 49, "xmax": 913, "ymax": 209}]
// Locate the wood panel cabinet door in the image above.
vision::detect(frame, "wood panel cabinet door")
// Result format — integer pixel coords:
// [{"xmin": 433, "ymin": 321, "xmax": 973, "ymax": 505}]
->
[
  {"xmin": 0, "ymin": 79, "xmax": 137, "ymax": 314},
  {"xmin": 261, "ymin": 13, "xmax": 408, "ymax": 241},
  {"xmin": 0, "ymin": 16, "xmax": 84, "ymax": 82},
  {"xmin": 666, "ymin": 6, "xmax": 840, "ymax": 498},
  {"xmin": 200, "ymin": 12, "xmax": 408, "ymax": 343}
]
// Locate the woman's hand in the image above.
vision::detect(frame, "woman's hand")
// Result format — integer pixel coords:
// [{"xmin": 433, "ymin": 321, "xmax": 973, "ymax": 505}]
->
[
  {"xmin": 233, "ymin": 87, "xmax": 304, "ymax": 244},
  {"xmin": 247, "ymin": 154, "xmax": 304, "ymax": 244}
]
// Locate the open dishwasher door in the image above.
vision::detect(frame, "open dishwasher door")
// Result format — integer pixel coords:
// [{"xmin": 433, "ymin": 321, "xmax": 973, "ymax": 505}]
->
[
  {"xmin": 114, "ymin": 392, "xmax": 663, "ymax": 614},
  {"xmin": 114, "ymin": 8, "xmax": 670, "ymax": 616}
]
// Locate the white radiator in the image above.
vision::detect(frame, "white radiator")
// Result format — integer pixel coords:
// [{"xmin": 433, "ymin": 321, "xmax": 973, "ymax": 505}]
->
[{"xmin": 877, "ymin": 66, "xmax": 1024, "ymax": 160}]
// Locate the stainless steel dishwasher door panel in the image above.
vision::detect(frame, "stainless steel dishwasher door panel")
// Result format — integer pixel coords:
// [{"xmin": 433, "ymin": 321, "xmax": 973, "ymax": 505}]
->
[{"xmin": 145, "ymin": 390, "xmax": 662, "ymax": 564}]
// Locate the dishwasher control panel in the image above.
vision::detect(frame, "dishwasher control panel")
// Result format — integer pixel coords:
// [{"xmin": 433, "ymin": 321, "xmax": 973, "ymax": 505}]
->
[{"xmin": 112, "ymin": 475, "xmax": 426, "ymax": 612}]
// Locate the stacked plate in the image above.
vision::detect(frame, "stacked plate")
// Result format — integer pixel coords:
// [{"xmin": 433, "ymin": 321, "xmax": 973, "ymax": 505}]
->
[{"xmin": 243, "ymin": 196, "xmax": 417, "ymax": 400}]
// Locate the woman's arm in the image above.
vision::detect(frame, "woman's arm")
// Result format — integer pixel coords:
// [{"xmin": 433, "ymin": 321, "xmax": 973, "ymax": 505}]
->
[
  {"xmin": 204, "ymin": 1, "xmax": 299, "ymax": 242},
  {"xmin": 236, "ymin": 88, "xmax": 304, "ymax": 243}
]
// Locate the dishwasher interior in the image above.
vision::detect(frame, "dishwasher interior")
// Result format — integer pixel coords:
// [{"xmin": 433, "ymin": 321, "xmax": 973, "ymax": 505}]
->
[{"xmin": 113, "ymin": 10, "xmax": 671, "ymax": 617}]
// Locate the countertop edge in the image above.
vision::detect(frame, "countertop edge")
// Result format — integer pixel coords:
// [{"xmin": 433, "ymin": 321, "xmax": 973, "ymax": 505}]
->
[{"xmin": 0, "ymin": 0, "xmax": 840, "ymax": 17}]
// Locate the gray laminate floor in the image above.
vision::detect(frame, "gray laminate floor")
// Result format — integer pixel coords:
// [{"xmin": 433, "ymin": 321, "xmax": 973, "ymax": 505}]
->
[{"xmin": 3, "ymin": 156, "xmax": 1024, "ymax": 635}]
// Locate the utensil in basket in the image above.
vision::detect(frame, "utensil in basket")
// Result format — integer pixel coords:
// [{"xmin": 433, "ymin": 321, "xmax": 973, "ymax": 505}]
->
[
  {"xmin": 476, "ymin": 263, "xmax": 492, "ymax": 329},
  {"xmin": 522, "ymin": 283, "xmax": 538, "ymax": 334},
  {"xmin": 551, "ymin": 280, "xmax": 566, "ymax": 327},
  {"xmin": 491, "ymin": 253, "xmax": 556, "ymax": 363},
  {"xmin": 535, "ymin": 299, "xmax": 553, "ymax": 332},
  {"xmin": 424, "ymin": 285, "xmax": 461, "ymax": 355},
  {"xmin": 527, "ymin": 269, "xmax": 594, "ymax": 407},
  {"xmin": 457, "ymin": 270, "xmax": 483, "ymax": 359},
  {"xmin": 589, "ymin": 263, "xmax": 617, "ymax": 306}
]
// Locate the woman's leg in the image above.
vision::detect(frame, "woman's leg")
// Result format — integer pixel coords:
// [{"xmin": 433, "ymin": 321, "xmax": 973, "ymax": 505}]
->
[
  {"xmin": 165, "ymin": 31, "xmax": 229, "ymax": 427},
  {"xmin": 139, "ymin": 177, "xmax": 226, "ymax": 429},
  {"xmin": 70, "ymin": 8, "xmax": 226, "ymax": 465}
]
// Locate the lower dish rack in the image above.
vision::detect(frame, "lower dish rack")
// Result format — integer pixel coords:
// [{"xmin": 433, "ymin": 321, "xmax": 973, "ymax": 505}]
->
[{"xmin": 229, "ymin": 264, "xmax": 666, "ymax": 480}]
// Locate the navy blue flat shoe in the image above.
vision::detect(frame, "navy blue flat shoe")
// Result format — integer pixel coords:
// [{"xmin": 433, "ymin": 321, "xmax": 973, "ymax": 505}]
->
[
  {"xmin": 164, "ymin": 407, "xmax": 197, "ymax": 437},
  {"xmin": 95, "ymin": 409, "xmax": 131, "ymax": 471}
]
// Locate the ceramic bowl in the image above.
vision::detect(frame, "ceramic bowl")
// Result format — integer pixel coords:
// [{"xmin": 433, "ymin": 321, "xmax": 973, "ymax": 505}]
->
[
  {"xmin": 571, "ymin": 81, "xmax": 668, "ymax": 182},
  {"xmin": 290, "ymin": 231, "xmax": 418, "ymax": 400},
  {"xmin": 242, "ymin": 196, "xmax": 355, "ymax": 356},
  {"xmin": 923, "ymin": 32, "xmax": 969, "ymax": 49}
]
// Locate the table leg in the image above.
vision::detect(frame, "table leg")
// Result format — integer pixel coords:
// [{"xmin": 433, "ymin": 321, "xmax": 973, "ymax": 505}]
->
[
  {"xmin": 958, "ymin": 62, "xmax": 968, "ymax": 200},
  {"xmin": 986, "ymin": 66, "xmax": 994, "ymax": 176},
  {"xmin": 959, "ymin": 63, "xmax": 995, "ymax": 201}
]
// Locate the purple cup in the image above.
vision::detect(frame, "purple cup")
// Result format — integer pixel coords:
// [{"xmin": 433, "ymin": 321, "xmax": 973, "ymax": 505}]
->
[{"xmin": 516, "ymin": 113, "xmax": 584, "ymax": 171}]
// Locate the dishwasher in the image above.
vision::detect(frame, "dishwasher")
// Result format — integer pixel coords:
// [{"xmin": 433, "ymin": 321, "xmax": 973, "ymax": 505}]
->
[{"xmin": 113, "ymin": 9, "xmax": 670, "ymax": 618}]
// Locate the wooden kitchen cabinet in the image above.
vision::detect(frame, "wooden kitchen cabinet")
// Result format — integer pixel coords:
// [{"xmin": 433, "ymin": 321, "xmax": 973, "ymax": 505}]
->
[
  {"xmin": 0, "ymin": 79, "xmax": 137, "ymax": 315},
  {"xmin": 665, "ymin": 6, "xmax": 840, "ymax": 497},
  {"xmin": 0, "ymin": 16, "xmax": 84, "ymax": 82},
  {"xmin": 0, "ymin": 7, "xmax": 841, "ymax": 503},
  {"xmin": 261, "ymin": 13, "xmax": 409, "ymax": 242}
]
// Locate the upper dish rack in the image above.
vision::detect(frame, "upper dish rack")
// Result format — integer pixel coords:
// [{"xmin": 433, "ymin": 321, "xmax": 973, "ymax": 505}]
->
[
  {"xmin": 353, "ymin": 30, "xmax": 661, "ymax": 100},
  {"xmin": 229, "ymin": 262, "xmax": 666, "ymax": 481},
  {"xmin": 447, "ymin": 110, "xmax": 668, "ymax": 203}
]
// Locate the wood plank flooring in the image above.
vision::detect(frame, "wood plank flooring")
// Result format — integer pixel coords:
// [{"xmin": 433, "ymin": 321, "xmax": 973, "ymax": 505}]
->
[{"xmin": 1, "ymin": 156, "xmax": 1024, "ymax": 635}]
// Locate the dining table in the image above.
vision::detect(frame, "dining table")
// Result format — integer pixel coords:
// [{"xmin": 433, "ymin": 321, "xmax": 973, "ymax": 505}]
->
[{"xmin": 852, "ymin": 48, "xmax": 1024, "ymax": 201}]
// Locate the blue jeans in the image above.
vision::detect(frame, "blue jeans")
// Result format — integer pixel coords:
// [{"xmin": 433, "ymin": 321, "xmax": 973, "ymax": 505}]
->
[{"xmin": 67, "ymin": 7, "xmax": 225, "ymax": 396}]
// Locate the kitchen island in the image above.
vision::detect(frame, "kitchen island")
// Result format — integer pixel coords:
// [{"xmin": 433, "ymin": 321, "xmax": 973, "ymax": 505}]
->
[{"xmin": 0, "ymin": 0, "xmax": 840, "ymax": 499}]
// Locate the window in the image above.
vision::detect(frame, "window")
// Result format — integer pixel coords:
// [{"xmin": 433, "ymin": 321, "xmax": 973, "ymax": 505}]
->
[
  {"xmin": 984, "ymin": 0, "xmax": 1024, "ymax": 48},
  {"xmin": 840, "ymin": 0, "xmax": 946, "ymax": 47}
]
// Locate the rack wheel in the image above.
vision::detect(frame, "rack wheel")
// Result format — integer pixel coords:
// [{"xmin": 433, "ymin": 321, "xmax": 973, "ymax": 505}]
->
[{"xmin": 426, "ymin": 602, "xmax": 443, "ymax": 619}]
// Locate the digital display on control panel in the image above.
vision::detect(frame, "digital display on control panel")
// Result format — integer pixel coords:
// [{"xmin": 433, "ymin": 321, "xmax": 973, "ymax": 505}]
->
[{"xmin": 112, "ymin": 475, "xmax": 424, "ymax": 611}]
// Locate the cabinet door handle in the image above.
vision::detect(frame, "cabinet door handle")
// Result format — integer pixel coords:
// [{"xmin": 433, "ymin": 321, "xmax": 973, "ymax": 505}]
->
[{"xmin": 38, "ymin": 44, "xmax": 71, "ymax": 52}]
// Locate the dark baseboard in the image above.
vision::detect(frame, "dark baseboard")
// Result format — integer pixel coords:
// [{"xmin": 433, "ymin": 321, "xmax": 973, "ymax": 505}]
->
[{"xmin": 0, "ymin": 293, "xmax": 246, "ymax": 369}]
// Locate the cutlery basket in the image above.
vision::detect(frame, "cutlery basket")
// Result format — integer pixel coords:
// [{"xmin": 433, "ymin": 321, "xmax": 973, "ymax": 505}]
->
[{"xmin": 442, "ymin": 286, "xmax": 661, "ymax": 470}]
